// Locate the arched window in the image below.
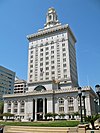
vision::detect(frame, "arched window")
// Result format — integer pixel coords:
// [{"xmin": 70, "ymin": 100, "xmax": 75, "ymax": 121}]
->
[
  {"xmin": 59, "ymin": 98, "xmax": 64, "ymax": 105},
  {"xmin": 58, "ymin": 98, "xmax": 64, "ymax": 113},
  {"xmin": 34, "ymin": 85, "xmax": 46, "ymax": 91},
  {"xmin": 68, "ymin": 97, "xmax": 73, "ymax": 105}
]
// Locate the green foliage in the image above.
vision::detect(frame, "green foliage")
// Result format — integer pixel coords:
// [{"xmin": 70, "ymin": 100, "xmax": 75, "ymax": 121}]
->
[
  {"xmin": 85, "ymin": 114, "xmax": 100, "ymax": 129},
  {"xmin": 0, "ymin": 101, "xmax": 4, "ymax": 114},
  {"xmin": 45, "ymin": 113, "xmax": 53, "ymax": 118},
  {"xmin": 2, "ymin": 113, "xmax": 14, "ymax": 117},
  {"xmin": 52, "ymin": 113, "xmax": 58, "ymax": 118},
  {"xmin": 73, "ymin": 112, "xmax": 80, "ymax": 116},
  {"xmin": 59, "ymin": 113, "xmax": 65, "ymax": 118}
]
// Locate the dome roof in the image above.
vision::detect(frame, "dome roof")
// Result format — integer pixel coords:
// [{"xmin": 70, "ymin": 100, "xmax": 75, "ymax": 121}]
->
[{"xmin": 34, "ymin": 85, "xmax": 46, "ymax": 91}]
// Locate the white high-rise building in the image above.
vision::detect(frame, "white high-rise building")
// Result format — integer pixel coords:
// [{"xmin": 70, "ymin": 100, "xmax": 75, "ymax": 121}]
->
[
  {"xmin": 3, "ymin": 8, "xmax": 96, "ymax": 121},
  {"xmin": 27, "ymin": 7, "xmax": 78, "ymax": 91}
]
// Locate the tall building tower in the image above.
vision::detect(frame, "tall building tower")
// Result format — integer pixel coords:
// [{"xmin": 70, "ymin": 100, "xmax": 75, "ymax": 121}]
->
[
  {"xmin": 3, "ymin": 8, "xmax": 96, "ymax": 121},
  {"xmin": 27, "ymin": 7, "xmax": 78, "ymax": 91},
  {"xmin": 0, "ymin": 66, "xmax": 15, "ymax": 100}
]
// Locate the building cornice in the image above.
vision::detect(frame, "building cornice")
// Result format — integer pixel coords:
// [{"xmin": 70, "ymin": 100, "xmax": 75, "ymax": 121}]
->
[
  {"xmin": 27, "ymin": 24, "xmax": 76, "ymax": 42},
  {"xmin": 3, "ymin": 86, "xmax": 96, "ymax": 99}
]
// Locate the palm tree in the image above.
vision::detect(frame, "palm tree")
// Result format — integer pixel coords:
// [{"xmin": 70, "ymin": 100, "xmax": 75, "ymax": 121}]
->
[{"xmin": 85, "ymin": 114, "xmax": 100, "ymax": 129}]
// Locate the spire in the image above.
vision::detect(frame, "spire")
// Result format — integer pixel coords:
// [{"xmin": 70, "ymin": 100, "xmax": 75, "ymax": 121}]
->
[{"xmin": 44, "ymin": 7, "xmax": 61, "ymax": 29}]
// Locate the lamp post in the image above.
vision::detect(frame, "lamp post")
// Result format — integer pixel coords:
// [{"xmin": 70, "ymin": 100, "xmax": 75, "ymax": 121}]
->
[
  {"xmin": 78, "ymin": 87, "xmax": 83, "ymax": 123},
  {"xmin": 95, "ymin": 85, "xmax": 100, "ymax": 114},
  {"xmin": 82, "ymin": 90, "xmax": 86, "ymax": 122},
  {"xmin": 94, "ymin": 98, "xmax": 98, "ymax": 114}
]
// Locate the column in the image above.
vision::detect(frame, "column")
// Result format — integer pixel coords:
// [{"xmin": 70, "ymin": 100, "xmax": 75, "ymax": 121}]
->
[
  {"xmin": 64, "ymin": 98, "xmax": 68, "ymax": 119},
  {"xmin": 24, "ymin": 100, "xmax": 27, "ymax": 120},
  {"xmin": 47, "ymin": 97, "xmax": 53, "ymax": 113},
  {"xmin": 43, "ymin": 98, "xmax": 45, "ymax": 119},
  {"xmin": 74, "ymin": 97, "xmax": 78, "ymax": 112},
  {"xmin": 4, "ymin": 101, "xmax": 7, "ymax": 113},
  {"xmin": 35, "ymin": 99, "xmax": 37, "ymax": 121},
  {"xmin": 64, "ymin": 98, "xmax": 68, "ymax": 114},
  {"xmin": 17, "ymin": 101, "xmax": 20, "ymax": 115},
  {"xmin": 11, "ymin": 101, "xmax": 14, "ymax": 114}
]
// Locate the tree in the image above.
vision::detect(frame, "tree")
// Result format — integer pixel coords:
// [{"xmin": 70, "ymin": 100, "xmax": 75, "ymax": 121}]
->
[
  {"xmin": 0, "ymin": 101, "xmax": 4, "ymax": 114},
  {"xmin": 85, "ymin": 114, "xmax": 100, "ymax": 129}
]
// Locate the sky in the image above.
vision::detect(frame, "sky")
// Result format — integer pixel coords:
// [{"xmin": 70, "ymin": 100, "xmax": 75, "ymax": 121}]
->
[{"xmin": 0, "ymin": 0, "xmax": 100, "ymax": 90}]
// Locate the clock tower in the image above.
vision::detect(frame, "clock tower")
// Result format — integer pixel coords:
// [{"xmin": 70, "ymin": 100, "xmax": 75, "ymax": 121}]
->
[{"xmin": 44, "ymin": 7, "xmax": 60, "ymax": 29}]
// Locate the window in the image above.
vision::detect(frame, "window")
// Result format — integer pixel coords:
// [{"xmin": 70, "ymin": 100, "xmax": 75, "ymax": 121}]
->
[
  {"xmin": 30, "ymin": 70, "xmax": 33, "ymax": 73},
  {"xmin": 62, "ymin": 43, "xmax": 65, "ymax": 47},
  {"xmin": 30, "ymin": 60, "xmax": 33, "ymax": 63},
  {"xmin": 40, "ymin": 53, "xmax": 43, "ymax": 56},
  {"xmin": 59, "ymin": 98, "xmax": 64, "ymax": 105},
  {"xmin": 51, "ymin": 55, "xmax": 54, "ymax": 59},
  {"xmin": 51, "ymin": 66, "xmax": 55, "ymax": 69},
  {"xmin": 40, "ymin": 48, "xmax": 43, "ymax": 52},
  {"xmin": 63, "ymin": 64, "xmax": 66, "ymax": 67},
  {"xmin": 59, "ymin": 107, "xmax": 64, "ymax": 112},
  {"xmin": 31, "ymin": 51, "xmax": 33, "ymax": 54},
  {"xmin": 46, "ymin": 52, "xmax": 49, "ymax": 55},
  {"xmin": 51, "ymin": 51, "xmax": 54, "ymax": 54},
  {"xmin": 68, "ymin": 97, "xmax": 73, "ymax": 105},
  {"xmin": 63, "ymin": 58, "xmax": 66, "ymax": 62},
  {"xmin": 20, "ymin": 108, "xmax": 24, "ymax": 113},
  {"xmin": 14, "ymin": 109, "xmax": 17, "ymax": 113},
  {"xmin": 46, "ymin": 57, "xmax": 49, "ymax": 60},
  {"xmin": 46, "ymin": 67, "xmax": 49, "ymax": 70},
  {"xmin": 40, "ymin": 58, "xmax": 43, "ymax": 61},
  {"xmin": 62, "ymin": 48, "xmax": 66, "ymax": 51},
  {"xmin": 63, "ymin": 53, "xmax": 66, "ymax": 57},
  {"xmin": 68, "ymin": 107, "xmax": 74, "ymax": 112},
  {"xmin": 51, "ymin": 61, "xmax": 54, "ymax": 64},
  {"xmin": 20, "ymin": 101, "xmax": 24, "ymax": 107},
  {"xmin": 30, "ymin": 75, "xmax": 32, "ymax": 78},
  {"xmin": 30, "ymin": 65, "xmax": 33, "ymax": 68},
  {"xmin": 64, "ymin": 75, "xmax": 67, "ymax": 78},
  {"xmin": 46, "ymin": 62, "xmax": 49, "ymax": 65},
  {"xmin": 52, "ymin": 71, "xmax": 55, "ymax": 75},
  {"xmin": 30, "ymin": 55, "xmax": 33, "ymax": 58},
  {"xmin": 46, "ymin": 72, "xmax": 49, "ymax": 75},
  {"xmin": 40, "ymin": 63, "xmax": 43, "ymax": 66},
  {"xmin": 7, "ymin": 109, "xmax": 11, "ymax": 113},
  {"xmin": 51, "ymin": 46, "xmax": 54, "ymax": 49},
  {"xmin": 46, "ymin": 47, "xmax": 49, "ymax": 50},
  {"xmin": 46, "ymin": 77, "xmax": 49, "ymax": 80},
  {"xmin": 64, "ymin": 69, "xmax": 67, "ymax": 72}
]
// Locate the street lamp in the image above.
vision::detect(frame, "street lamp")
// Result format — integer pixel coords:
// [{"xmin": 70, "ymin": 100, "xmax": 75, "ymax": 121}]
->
[
  {"xmin": 95, "ymin": 85, "xmax": 100, "ymax": 113},
  {"xmin": 94, "ymin": 98, "xmax": 98, "ymax": 114},
  {"xmin": 82, "ymin": 90, "xmax": 86, "ymax": 122},
  {"xmin": 78, "ymin": 87, "xmax": 83, "ymax": 123}
]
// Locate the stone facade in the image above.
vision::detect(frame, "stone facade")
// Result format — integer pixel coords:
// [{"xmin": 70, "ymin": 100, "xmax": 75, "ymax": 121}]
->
[{"xmin": 3, "ymin": 86, "xmax": 96, "ymax": 121}]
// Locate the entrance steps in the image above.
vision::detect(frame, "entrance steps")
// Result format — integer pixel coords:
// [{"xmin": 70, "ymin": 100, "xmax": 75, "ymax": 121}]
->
[{"xmin": 4, "ymin": 126, "xmax": 78, "ymax": 133}]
